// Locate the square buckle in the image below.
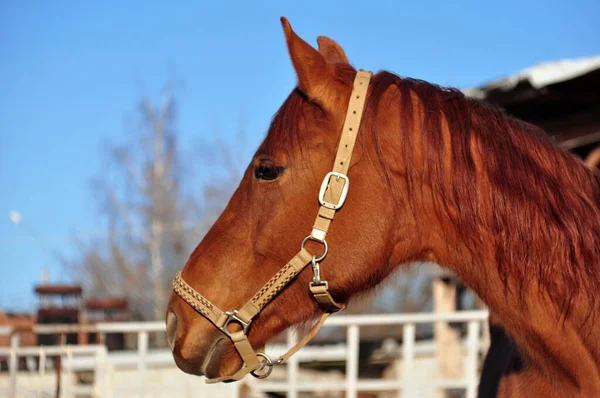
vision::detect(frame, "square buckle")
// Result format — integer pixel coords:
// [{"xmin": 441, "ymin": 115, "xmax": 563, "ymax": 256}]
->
[
  {"xmin": 319, "ymin": 172, "xmax": 349, "ymax": 210},
  {"xmin": 218, "ymin": 310, "xmax": 250, "ymax": 338}
]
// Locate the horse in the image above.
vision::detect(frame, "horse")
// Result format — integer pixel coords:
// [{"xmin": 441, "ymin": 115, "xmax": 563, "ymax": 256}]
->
[{"xmin": 166, "ymin": 17, "xmax": 600, "ymax": 396}]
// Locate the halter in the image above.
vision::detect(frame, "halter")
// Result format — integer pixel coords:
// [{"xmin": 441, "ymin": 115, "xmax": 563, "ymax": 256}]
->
[{"xmin": 172, "ymin": 70, "xmax": 372, "ymax": 383}]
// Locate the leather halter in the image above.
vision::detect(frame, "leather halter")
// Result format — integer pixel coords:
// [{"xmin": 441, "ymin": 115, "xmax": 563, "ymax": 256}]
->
[{"xmin": 172, "ymin": 70, "xmax": 372, "ymax": 383}]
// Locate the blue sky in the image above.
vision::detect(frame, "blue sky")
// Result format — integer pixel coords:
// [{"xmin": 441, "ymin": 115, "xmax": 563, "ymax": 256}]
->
[{"xmin": 1, "ymin": 1, "xmax": 599, "ymax": 312}]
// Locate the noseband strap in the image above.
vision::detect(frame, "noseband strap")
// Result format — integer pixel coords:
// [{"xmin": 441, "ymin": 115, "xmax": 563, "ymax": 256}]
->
[{"xmin": 172, "ymin": 70, "xmax": 372, "ymax": 383}]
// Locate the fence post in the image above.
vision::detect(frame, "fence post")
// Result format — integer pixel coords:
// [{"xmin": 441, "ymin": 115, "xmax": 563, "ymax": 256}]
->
[
  {"xmin": 38, "ymin": 345, "xmax": 46, "ymax": 397},
  {"xmin": 94, "ymin": 345, "xmax": 108, "ymax": 398},
  {"xmin": 433, "ymin": 278, "xmax": 463, "ymax": 380},
  {"xmin": 9, "ymin": 333, "xmax": 19, "ymax": 398},
  {"xmin": 286, "ymin": 329, "xmax": 299, "ymax": 398},
  {"xmin": 402, "ymin": 323, "xmax": 417, "ymax": 397},
  {"xmin": 65, "ymin": 345, "xmax": 74, "ymax": 396},
  {"xmin": 465, "ymin": 321, "xmax": 481, "ymax": 398},
  {"xmin": 138, "ymin": 330, "xmax": 149, "ymax": 397},
  {"xmin": 346, "ymin": 324, "xmax": 359, "ymax": 398}
]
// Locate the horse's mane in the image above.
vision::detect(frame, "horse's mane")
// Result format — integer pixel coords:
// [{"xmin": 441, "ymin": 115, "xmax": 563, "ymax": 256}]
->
[
  {"xmin": 364, "ymin": 70, "xmax": 600, "ymax": 317},
  {"xmin": 261, "ymin": 67, "xmax": 600, "ymax": 318}
]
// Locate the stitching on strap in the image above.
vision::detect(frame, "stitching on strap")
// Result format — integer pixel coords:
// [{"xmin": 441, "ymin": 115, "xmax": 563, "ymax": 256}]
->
[
  {"xmin": 173, "ymin": 272, "xmax": 219, "ymax": 321},
  {"xmin": 251, "ymin": 261, "xmax": 294, "ymax": 305}
]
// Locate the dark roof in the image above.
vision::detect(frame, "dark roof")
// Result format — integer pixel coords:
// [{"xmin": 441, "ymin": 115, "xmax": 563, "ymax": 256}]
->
[
  {"xmin": 463, "ymin": 56, "xmax": 600, "ymax": 157},
  {"xmin": 34, "ymin": 285, "xmax": 83, "ymax": 295},
  {"xmin": 85, "ymin": 297, "xmax": 128, "ymax": 311},
  {"xmin": 37, "ymin": 307, "xmax": 79, "ymax": 317}
]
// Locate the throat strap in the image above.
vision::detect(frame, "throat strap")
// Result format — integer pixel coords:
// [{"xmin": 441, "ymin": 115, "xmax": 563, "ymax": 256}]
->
[
  {"xmin": 310, "ymin": 283, "xmax": 344, "ymax": 312},
  {"xmin": 276, "ymin": 311, "xmax": 335, "ymax": 364}
]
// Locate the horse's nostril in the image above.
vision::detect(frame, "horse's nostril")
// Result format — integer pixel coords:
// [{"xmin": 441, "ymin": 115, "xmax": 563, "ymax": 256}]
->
[{"xmin": 166, "ymin": 311, "xmax": 178, "ymax": 351}]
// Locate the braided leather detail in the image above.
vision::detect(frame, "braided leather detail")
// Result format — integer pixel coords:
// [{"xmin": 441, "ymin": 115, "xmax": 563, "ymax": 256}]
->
[
  {"xmin": 173, "ymin": 272, "xmax": 218, "ymax": 322},
  {"xmin": 254, "ymin": 267, "xmax": 298, "ymax": 309},
  {"xmin": 251, "ymin": 261, "xmax": 294, "ymax": 307}
]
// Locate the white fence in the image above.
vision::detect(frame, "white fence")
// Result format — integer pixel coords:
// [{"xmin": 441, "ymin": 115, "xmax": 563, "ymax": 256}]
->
[{"xmin": 0, "ymin": 310, "xmax": 489, "ymax": 398}]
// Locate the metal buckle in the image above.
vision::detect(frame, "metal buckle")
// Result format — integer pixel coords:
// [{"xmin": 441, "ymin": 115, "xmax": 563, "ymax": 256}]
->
[
  {"xmin": 318, "ymin": 172, "xmax": 349, "ymax": 210},
  {"xmin": 218, "ymin": 310, "xmax": 250, "ymax": 338}
]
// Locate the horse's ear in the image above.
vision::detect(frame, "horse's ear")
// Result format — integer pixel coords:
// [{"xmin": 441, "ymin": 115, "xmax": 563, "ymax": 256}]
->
[
  {"xmin": 317, "ymin": 36, "xmax": 349, "ymax": 65},
  {"xmin": 281, "ymin": 17, "xmax": 336, "ymax": 108}
]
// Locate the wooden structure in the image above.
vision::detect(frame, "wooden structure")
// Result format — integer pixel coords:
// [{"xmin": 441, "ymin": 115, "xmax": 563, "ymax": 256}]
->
[
  {"xmin": 464, "ymin": 55, "xmax": 600, "ymax": 160},
  {"xmin": 85, "ymin": 297, "xmax": 128, "ymax": 321},
  {"xmin": 0, "ymin": 313, "xmax": 35, "ymax": 348},
  {"xmin": 84, "ymin": 297, "xmax": 129, "ymax": 350},
  {"xmin": 34, "ymin": 284, "xmax": 82, "ymax": 346}
]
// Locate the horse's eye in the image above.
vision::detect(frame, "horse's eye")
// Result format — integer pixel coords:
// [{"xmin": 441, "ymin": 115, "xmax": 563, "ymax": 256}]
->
[{"xmin": 254, "ymin": 162, "xmax": 284, "ymax": 181}]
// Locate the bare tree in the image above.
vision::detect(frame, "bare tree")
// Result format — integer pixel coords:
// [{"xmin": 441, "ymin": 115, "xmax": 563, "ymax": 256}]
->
[{"xmin": 64, "ymin": 81, "xmax": 243, "ymax": 323}]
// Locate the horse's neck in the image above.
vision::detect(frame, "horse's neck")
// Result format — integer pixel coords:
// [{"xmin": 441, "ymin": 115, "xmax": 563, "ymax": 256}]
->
[
  {"xmin": 464, "ymin": 256, "xmax": 600, "ymax": 393},
  {"xmin": 378, "ymin": 94, "xmax": 600, "ymax": 390},
  {"xmin": 423, "ymin": 160, "xmax": 600, "ymax": 391}
]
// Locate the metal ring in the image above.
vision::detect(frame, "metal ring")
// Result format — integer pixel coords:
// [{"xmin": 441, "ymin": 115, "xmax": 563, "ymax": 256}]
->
[
  {"xmin": 301, "ymin": 236, "xmax": 328, "ymax": 262},
  {"xmin": 250, "ymin": 353, "xmax": 273, "ymax": 379}
]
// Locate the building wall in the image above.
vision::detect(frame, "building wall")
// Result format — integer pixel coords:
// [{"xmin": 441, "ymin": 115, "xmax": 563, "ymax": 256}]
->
[{"xmin": 0, "ymin": 312, "xmax": 36, "ymax": 347}]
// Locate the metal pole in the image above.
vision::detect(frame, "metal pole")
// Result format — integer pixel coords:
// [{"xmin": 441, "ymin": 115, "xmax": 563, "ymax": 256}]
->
[{"xmin": 9, "ymin": 211, "xmax": 53, "ymax": 293}]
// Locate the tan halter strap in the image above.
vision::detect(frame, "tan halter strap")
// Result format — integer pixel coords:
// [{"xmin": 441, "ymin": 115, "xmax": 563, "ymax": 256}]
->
[
  {"xmin": 311, "ymin": 70, "xmax": 372, "ymax": 242},
  {"xmin": 172, "ymin": 69, "xmax": 372, "ymax": 383}
]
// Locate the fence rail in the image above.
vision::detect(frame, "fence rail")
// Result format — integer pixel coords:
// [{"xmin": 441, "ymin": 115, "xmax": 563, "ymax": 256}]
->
[{"xmin": 0, "ymin": 310, "xmax": 489, "ymax": 398}]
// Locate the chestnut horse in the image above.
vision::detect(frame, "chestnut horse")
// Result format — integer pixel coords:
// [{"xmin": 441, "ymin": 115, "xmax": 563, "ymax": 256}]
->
[{"xmin": 166, "ymin": 17, "xmax": 600, "ymax": 396}]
